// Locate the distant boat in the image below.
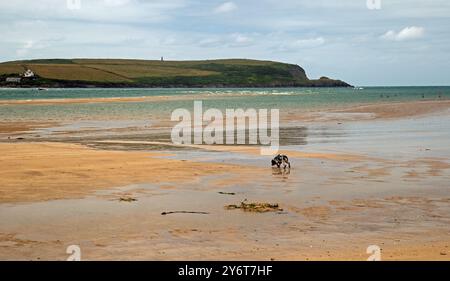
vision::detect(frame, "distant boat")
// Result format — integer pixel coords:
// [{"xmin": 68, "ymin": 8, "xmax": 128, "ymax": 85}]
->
[{"xmin": 37, "ymin": 88, "xmax": 48, "ymax": 91}]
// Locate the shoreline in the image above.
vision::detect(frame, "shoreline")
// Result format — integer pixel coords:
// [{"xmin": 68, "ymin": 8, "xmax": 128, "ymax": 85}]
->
[{"xmin": 0, "ymin": 84, "xmax": 354, "ymax": 89}]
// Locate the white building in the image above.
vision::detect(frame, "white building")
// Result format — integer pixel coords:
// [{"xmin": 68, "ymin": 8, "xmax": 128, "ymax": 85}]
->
[
  {"xmin": 6, "ymin": 77, "xmax": 22, "ymax": 83},
  {"xmin": 23, "ymin": 69, "xmax": 35, "ymax": 78}
]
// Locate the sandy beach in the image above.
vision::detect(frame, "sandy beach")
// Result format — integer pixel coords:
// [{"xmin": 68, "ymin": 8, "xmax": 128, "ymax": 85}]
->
[
  {"xmin": 3, "ymin": 0, "xmax": 450, "ymax": 272},
  {"xmin": 0, "ymin": 97, "xmax": 449, "ymax": 261}
]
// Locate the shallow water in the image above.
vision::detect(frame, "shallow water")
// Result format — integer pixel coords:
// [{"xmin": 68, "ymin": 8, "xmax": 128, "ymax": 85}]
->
[{"xmin": 1, "ymin": 87, "xmax": 449, "ymax": 121}]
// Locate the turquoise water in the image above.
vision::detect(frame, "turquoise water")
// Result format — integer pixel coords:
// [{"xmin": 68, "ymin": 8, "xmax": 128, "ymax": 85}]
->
[{"xmin": 0, "ymin": 87, "xmax": 449, "ymax": 121}]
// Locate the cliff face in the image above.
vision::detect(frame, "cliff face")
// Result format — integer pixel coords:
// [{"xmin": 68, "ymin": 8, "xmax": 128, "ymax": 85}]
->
[
  {"xmin": 288, "ymin": 64, "xmax": 308, "ymax": 82},
  {"xmin": 0, "ymin": 59, "xmax": 352, "ymax": 88}
]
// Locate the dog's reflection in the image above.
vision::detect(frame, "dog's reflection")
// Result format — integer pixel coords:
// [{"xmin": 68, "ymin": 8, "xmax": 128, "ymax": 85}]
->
[{"xmin": 272, "ymin": 167, "xmax": 291, "ymax": 177}]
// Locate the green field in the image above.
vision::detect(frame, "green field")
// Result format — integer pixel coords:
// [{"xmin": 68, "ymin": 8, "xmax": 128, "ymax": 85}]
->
[{"xmin": 0, "ymin": 58, "xmax": 351, "ymax": 87}]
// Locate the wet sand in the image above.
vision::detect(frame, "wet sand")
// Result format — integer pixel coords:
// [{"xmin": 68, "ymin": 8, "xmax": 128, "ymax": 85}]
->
[
  {"xmin": 0, "ymin": 142, "xmax": 260, "ymax": 203},
  {"xmin": 291, "ymin": 99, "xmax": 450, "ymax": 122},
  {"xmin": 0, "ymin": 91, "xmax": 279, "ymax": 106},
  {"xmin": 334, "ymin": 99, "xmax": 450, "ymax": 119},
  {"xmin": 0, "ymin": 121, "xmax": 57, "ymax": 135},
  {"xmin": 0, "ymin": 96, "xmax": 176, "ymax": 105},
  {"xmin": 92, "ymin": 140, "xmax": 370, "ymax": 162},
  {"xmin": 0, "ymin": 99, "xmax": 450, "ymax": 261}
]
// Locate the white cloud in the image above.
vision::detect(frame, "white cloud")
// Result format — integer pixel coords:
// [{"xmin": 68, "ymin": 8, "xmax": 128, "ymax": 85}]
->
[
  {"xmin": 196, "ymin": 37, "xmax": 220, "ymax": 48},
  {"xmin": 274, "ymin": 36, "xmax": 326, "ymax": 53},
  {"xmin": 0, "ymin": 0, "xmax": 186, "ymax": 24},
  {"xmin": 214, "ymin": 2, "xmax": 237, "ymax": 14},
  {"xmin": 231, "ymin": 33, "xmax": 253, "ymax": 46},
  {"xmin": 197, "ymin": 33, "xmax": 254, "ymax": 48},
  {"xmin": 16, "ymin": 40, "xmax": 34, "ymax": 57},
  {"xmin": 103, "ymin": 0, "xmax": 131, "ymax": 7},
  {"xmin": 381, "ymin": 26, "xmax": 425, "ymax": 41},
  {"xmin": 292, "ymin": 37, "xmax": 325, "ymax": 48}
]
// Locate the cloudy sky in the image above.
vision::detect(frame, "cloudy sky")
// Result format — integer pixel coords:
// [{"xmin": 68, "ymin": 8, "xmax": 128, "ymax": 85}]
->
[{"xmin": 1, "ymin": 0, "xmax": 449, "ymax": 86}]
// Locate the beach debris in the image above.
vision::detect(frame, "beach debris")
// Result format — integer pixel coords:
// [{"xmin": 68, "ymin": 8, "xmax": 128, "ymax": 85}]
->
[
  {"xmin": 218, "ymin": 192, "xmax": 236, "ymax": 196},
  {"xmin": 440, "ymin": 251, "xmax": 447, "ymax": 256},
  {"xmin": 225, "ymin": 199, "xmax": 283, "ymax": 213},
  {"xmin": 118, "ymin": 197, "xmax": 138, "ymax": 202},
  {"xmin": 161, "ymin": 211, "xmax": 209, "ymax": 216}
]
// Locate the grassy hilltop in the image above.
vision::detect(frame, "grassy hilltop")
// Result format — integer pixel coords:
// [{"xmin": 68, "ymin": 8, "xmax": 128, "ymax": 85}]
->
[{"xmin": 0, "ymin": 58, "xmax": 351, "ymax": 88}]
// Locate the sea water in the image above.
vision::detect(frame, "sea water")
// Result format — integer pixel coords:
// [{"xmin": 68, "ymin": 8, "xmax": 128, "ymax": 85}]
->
[{"xmin": 0, "ymin": 87, "xmax": 449, "ymax": 121}]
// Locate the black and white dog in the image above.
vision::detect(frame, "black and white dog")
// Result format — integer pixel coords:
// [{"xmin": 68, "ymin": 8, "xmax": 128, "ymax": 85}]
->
[{"xmin": 271, "ymin": 154, "xmax": 291, "ymax": 169}]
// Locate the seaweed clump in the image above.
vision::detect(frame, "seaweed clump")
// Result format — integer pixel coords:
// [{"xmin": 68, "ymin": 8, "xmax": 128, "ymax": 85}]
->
[
  {"xmin": 225, "ymin": 199, "xmax": 283, "ymax": 213},
  {"xmin": 119, "ymin": 197, "xmax": 138, "ymax": 202}
]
